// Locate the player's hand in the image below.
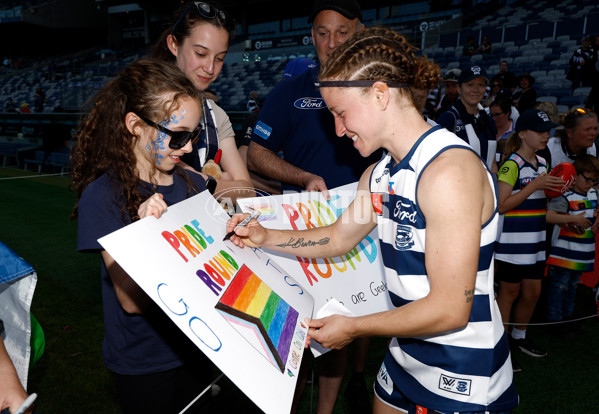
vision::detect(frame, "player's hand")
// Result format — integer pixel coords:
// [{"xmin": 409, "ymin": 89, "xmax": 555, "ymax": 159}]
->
[
  {"xmin": 304, "ymin": 174, "xmax": 330, "ymax": 200},
  {"xmin": 225, "ymin": 213, "xmax": 267, "ymax": 248},
  {"xmin": 307, "ymin": 315, "xmax": 354, "ymax": 350},
  {"xmin": 137, "ymin": 193, "xmax": 167, "ymax": 219}
]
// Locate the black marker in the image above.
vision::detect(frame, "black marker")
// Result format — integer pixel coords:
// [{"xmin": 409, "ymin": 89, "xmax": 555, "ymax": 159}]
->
[{"xmin": 223, "ymin": 210, "xmax": 261, "ymax": 241}]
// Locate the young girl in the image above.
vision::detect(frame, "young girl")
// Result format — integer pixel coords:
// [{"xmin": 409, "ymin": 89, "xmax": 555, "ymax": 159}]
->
[
  {"xmin": 151, "ymin": 1, "xmax": 254, "ymax": 201},
  {"xmin": 226, "ymin": 27, "xmax": 518, "ymax": 414},
  {"xmin": 495, "ymin": 109, "xmax": 564, "ymax": 372},
  {"xmin": 71, "ymin": 59, "xmax": 212, "ymax": 414}
]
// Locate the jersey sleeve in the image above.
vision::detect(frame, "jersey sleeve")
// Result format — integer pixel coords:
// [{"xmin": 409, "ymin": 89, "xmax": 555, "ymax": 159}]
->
[
  {"xmin": 547, "ymin": 195, "xmax": 568, "ymax": 213},
  {"xmin": 250, "ymin": 81, "xmax": 291, "ymax": 153},
  {"xmin": 497, "ymin": 159, "xmax": 520, "ymax": 187}
]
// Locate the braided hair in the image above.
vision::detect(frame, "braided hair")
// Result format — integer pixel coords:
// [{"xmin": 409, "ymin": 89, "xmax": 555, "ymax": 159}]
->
[{"xmin": 319, "ymin": 27, "xmax": 440, "ymax": 106}]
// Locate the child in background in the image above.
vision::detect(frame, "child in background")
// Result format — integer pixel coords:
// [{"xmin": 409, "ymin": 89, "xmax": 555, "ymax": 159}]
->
[
  {"xmin": 546, "ymin": 154, "xmax": 599, "ymax": 338},
  {"xmin": 495, "ymin": 109, "xmax": 565, "ymax": 372},
  {"xmin": 71, "ymin": 59, "xmax": 212, "ymax": 414}
]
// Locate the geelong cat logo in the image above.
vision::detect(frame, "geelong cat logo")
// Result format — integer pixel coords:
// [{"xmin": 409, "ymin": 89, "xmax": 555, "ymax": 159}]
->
[{"xmin": 438, "ymin": 374, "xmax": 471, "ymax": 396}]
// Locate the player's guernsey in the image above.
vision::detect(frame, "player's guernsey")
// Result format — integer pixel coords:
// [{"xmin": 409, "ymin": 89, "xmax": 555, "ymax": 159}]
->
[
  {"xmin": 495, "ymin": 153, "xmax": 548, "ymax": 265},
  {"xmin": 370, "ymin": 125, "xmax": 517, "ymax": 412},
  {"xmin": 547, "ymin": 189, "xmax": 598, "ymax": 271}
]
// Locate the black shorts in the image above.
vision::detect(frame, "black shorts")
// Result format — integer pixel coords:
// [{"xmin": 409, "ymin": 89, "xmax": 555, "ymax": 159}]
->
[{"xmin": 495, "ymin": 260, "xmax": 545, "ymax": 283}]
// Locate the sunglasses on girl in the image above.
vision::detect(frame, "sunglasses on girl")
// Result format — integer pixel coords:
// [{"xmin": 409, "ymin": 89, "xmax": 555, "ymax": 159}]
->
[
  {"xmin": 172, "ymin": 2, "xmax": 234, "ymax": 34},
  {"xmin": 140, "ymin": 116, "xmax": 202, "ymax": 149}
]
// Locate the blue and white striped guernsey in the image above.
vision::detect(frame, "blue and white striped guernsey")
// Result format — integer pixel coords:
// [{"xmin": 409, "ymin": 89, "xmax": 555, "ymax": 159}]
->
[
  {"xmin": 495, "ymin": 153, "xmax": 548, "ymax": 265},
  {"xmin": 370, "ymin": 126, "xmax": 518, "ymax": 412}
]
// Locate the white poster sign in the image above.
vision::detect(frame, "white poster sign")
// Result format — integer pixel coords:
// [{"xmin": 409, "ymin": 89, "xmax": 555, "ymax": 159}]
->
[
  {"xmin": 237, "ymin": 183, "xmax": 393, "ymax": 327},
  {"xmin": 99, "ymin": 192, "xmax": 314, "ymax": 414}
]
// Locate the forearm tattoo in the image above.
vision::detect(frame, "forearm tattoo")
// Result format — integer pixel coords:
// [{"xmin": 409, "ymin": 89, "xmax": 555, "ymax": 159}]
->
[
  {"xmin": 464, "ymin": 289, "xmax": 474, "ymax": 303},
  {"xmin": 276, "ymin": 237, "xmax": 330, "ymax": 249}
]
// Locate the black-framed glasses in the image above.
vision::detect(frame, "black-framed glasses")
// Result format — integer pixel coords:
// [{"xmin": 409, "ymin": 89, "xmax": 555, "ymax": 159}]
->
[
  {"xmin": 139, "ymin": 116, "xmax": 201, "ymax": 149},
  {"xmin": 490, "ymin": 112, "xmax": 504, "ymax": 118},
  {"xmin": 491, "ymin": 83, "xmax": 501, "ymax": 88},
  {"xmin": 172, "ymin": 2, "xmax": 234, "ymax": 35},
  {"xmin": 581, "ymin": 173, "xmax": 599, "ymax": 186}
]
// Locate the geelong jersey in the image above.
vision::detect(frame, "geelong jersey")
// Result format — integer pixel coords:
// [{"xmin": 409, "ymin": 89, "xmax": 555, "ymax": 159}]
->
[
  {"xmin": 370, "ymin": 126, "xmax": 517, "ymax": 412},
  {"xmin": 495, "ymin": 153, "xmax": 548, "ymax": 265},
  {"xmin": 547, "ymin": 189, "xmax": 598, "ymax": 272}
]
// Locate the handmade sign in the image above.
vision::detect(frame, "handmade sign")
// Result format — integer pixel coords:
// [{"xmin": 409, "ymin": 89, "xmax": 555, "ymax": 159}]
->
[
  {"xmin": 237, "ymin": 183, "xmax": 393, "ymax": 355},
  {"xmin": 99, "ymin": 192, "xmax": 313, "ymax": 414}
]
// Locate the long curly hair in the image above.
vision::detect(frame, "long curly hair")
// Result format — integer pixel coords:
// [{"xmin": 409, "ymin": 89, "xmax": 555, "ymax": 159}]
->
[
  {"xmin": 319, "ymin": 27, "xmax": 440, "ymax": 107},
  {"xmin": 150, "ymin": 0, "xmax": 235, "ymax": 64},
  {"xmin": 70, "ymin": 59, "xmax": 202, "ymax": 221}
]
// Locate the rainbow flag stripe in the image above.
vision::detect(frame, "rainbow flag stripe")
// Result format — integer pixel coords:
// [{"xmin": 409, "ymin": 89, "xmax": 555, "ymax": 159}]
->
[{"xmin": 216, "ymin": 264, "xmax": 298, "ymax": 372}]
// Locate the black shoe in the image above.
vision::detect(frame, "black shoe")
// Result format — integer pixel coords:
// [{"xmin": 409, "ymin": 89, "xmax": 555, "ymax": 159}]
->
[
  {"xmin": 344, "ymin": 373, "xmax": 372, "ymax": 414},
  {"xmin": 512, "ymin": 337, "xmax": 547, "ymax": 357},
  {"xmin": 511, "ymin": 352, "xmax": 522, "ymax": 373}
]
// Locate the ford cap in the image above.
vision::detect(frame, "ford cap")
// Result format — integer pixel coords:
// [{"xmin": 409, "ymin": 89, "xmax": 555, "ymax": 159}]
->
[
  {"xmin": 282, "ymin": 57, "xmax": 317, "ymax": 80},
  {"xmin": 458, "ymin": 65, "xmax": 488, "ymax": 84},
  {"xmin": 308, "ymin": 0, "xmax": 362, "ymax": 23},
  {"xmin": 516, "ymin": 109, "xmax": 559, "ymax": 133}
]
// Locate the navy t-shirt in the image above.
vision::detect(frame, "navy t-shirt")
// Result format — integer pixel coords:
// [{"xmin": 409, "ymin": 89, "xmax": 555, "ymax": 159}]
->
[
  {"xmin": 251, "ymin": 66, "xmax": 380, "ymax": 192},
  {"xmin": 77, "ymin": 170, "xmax": 207, "ymax": 375}
]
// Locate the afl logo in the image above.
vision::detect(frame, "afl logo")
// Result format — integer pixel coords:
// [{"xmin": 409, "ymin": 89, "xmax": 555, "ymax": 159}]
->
[
  {"xmin": 394, "ymin": 224, "xmax": 414, "ymax": 251},
  {"xmin": 294, "ymin": 98, "xmax": 326, "ymax": 109}
]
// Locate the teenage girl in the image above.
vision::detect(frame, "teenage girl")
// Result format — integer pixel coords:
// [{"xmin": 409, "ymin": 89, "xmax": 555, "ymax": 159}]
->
[
  {"xmin": 71, "ymin": 59, "xmax": 212, "ymax": 414},
  {"xmin": 226, "ymin": 27, "xmax": 518, "ymax": 414},
  {"xmin": 495, "ymin": 108, "xmax": 563, "ymax": 372},
  {"xmin": 151, "ymin": 1, "xmax": 255, "ymax": 202}
]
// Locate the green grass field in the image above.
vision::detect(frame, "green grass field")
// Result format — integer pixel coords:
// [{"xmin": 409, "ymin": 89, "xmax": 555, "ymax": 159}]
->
[{"xmin": 1, "ymin": 165, "xmax": 598, "ymax": 413}]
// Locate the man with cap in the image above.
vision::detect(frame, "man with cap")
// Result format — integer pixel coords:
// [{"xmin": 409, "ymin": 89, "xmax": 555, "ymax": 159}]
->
[
  {"xmin": 437, "ymin": 65, "xmax": 498, "ymax": 172},
  {"xmin": 246, "ymin": 2, "xmax": 377, "ymax": 413},
  {"xmin": 237, "ymin": 57, "xmax": 316, "ymax": 195},
  {"xmin": 435, "ymin": 68, "xmax": 461, "ymax": 118}
]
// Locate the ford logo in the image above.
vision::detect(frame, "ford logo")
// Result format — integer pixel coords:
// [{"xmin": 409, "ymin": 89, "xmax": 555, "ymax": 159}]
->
[{"xmin": 293, "ymin": 98, "xmax": 327, "ymax": 109}]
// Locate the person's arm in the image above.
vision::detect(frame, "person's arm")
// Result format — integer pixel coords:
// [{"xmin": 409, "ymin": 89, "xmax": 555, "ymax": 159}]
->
[
  {"xmin": 101, "ymin": 193, "xmax": 167, "ymax": 314},
  {"xmin": 226, "ymin": 164, "xmax": 377, "ymax": 256},
  {"xmin": 0, "ymin": 336, "xmax": 30, "ymax": 414},
  {"xmin": 247, "ymin": 141, "xmax": 331, "ymax": 199},
  {"xmin": 497, "ymin": 161, "xmax": 564, "ymax": 214},
  {"xmin": 307, "ymin": 149, "xmax": 494, "ymax": 349},
  {"xmin": 547, "ymin": 209, "xmax": 591, "ymax": 227}
]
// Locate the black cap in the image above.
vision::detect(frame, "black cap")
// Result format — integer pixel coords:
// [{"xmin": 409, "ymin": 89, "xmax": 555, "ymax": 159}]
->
[
  {"xmin": 458, "ymin": 65, "xmax": 488, "ymax": 84},
  {"xmin": 516, "ymin": 109, "xmax": 559, "ymax": 133},
  {"xmin": 308, "ymin": 0, "xmax": 362, "ymax": 23}
]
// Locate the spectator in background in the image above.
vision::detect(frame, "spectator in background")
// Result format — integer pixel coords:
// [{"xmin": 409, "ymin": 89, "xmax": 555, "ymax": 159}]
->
[
  {"xmin": 491, "ymin": 97, "xmax": 515, "ymax": 142},
  {"xmin": 246, "ymin": 90, "xmax": 260, "ymax": 112},
  {"xmin": 436, "ymin": 65, "xmax": 498, "ymax": 172},
  {"xmin": 34, "ymin": 88, "xmax": 45, "ymax": 113},
  {"xmin": 435, "ymin": 68, "xmax": 460, "ymax": 118},
  {"xmin": 538, "ymin": 107, "xmax": 599, "ymax": 168},
  {"xmin": 513, "ymin": 73, "xmax": 537, "ymax": 112},
  {"xmin": 485, "ymin": 78, "xmax": 503, "ymax": 107},
  {"xmin": 492, "ymin": 60, "xmax": 518, "ymax": 92},
  {"xmin": 477, "ymin": 35, "xmax": 492, "ymax": 54},
  {"xmin": 463, "ymin": 35, "xmax": 476, "ymax": 56},
  {"xmin": 19, "ymin": 102, "xmax": 31, "ymax": 114},
  {"xmin": 4, "ymin": 97, "xmax": 16, "ymax": 113},
  {"xmin": 567, "ymin": 35, "xmax": 597, "ymax": 90}
]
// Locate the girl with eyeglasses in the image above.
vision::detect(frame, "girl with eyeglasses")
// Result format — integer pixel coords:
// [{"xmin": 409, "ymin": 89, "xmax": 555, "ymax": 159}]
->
[
  {"xmin": 152, "ymin": 1, "xmax": 255, "ymax": 203},
  {"xmin": 226, "ymin": 27, "xmax": 518, "ymax": 414},
  {"xmin": 71, "ymin": 59, "xmax": 213, "ymax": 414}
]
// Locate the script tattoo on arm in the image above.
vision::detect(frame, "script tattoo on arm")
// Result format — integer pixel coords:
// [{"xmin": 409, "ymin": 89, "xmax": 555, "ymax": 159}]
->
[
  {"xmin": 276, "ymin": 237, "xmax": 330, "ymax": 249},
  {"xmin": 464, "ymin": 289, "xmax": 474, "ymax": 303}
]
